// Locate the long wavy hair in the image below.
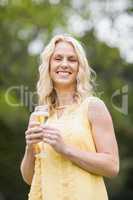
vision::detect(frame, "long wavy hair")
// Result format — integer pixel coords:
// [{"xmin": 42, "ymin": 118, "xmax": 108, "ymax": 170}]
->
[{"xmin": 37, "ymin": 34, "xmax": 96, "ymax": 112}]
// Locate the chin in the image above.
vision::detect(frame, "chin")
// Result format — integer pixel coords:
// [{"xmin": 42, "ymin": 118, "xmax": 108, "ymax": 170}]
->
[{"xmin": 53, "ymin": 79, "xmax": 75, "ymax": 88}]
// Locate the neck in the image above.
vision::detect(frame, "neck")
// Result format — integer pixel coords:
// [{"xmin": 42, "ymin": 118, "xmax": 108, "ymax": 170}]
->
[{"xmin": 54, "ymin": 87, "xmax": 77, "ymax": 107}]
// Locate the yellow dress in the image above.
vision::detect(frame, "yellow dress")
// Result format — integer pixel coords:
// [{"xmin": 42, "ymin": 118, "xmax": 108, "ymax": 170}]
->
[{"xmin": 28, "ymin": 97, "xmax": 108, "ymax": 200}]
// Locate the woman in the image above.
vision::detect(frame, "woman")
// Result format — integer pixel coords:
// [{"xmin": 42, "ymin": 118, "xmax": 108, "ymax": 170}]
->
[{"xmin": 20, "ymin": 34, "xmax": 119, "ymax": 200}]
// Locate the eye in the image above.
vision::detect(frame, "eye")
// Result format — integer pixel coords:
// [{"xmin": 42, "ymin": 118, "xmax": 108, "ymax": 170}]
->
[
  {"xmin": 56, "ymin": 58, "xmax": 61, "ymax": 60},
  {"xmin": 69, "ymin": 57, "xmax": 77, "ymax": 62},
  {"xmin": 54, "ymin": 56, "xmax": 62, "ymax": 61}
]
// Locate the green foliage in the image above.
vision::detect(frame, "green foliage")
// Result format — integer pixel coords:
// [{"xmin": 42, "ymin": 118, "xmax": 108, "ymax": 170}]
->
[{"xmin": 0, "ymin": 0, "xmax": 133, "ymax": 199}]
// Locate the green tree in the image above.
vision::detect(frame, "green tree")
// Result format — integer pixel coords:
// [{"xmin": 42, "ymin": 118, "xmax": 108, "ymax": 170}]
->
[{"xmin": 0, "ymin": 0, "xmax": 133, "ymax": 199}]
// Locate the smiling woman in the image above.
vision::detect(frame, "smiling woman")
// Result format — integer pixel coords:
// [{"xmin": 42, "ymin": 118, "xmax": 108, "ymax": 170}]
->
[{"xmin": 20, "ymin": 34, "xmax": 119, "ymax": 200}]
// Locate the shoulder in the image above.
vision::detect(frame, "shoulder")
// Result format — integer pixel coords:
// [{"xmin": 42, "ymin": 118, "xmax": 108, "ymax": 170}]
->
[
  {"xmin": 85, "ymin": 96, "xmax": 112, "ymax": 122},
  {"xmin": 85, "ymin": 96, "xmax": 105, "ymax": 108}
]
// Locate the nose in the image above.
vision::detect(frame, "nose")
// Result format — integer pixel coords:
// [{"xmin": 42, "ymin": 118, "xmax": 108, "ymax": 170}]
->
[{"xmin": 61, "ymin": 58, "xmax": 68, "ymax": 68}]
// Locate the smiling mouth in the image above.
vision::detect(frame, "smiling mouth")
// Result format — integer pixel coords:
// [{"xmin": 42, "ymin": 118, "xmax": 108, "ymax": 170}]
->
[{"xmin": 56, "ymin": 71, "xmax": 72, "ymax": 75}]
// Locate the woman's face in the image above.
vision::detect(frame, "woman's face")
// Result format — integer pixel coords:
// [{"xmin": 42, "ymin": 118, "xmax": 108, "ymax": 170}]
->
[{"xmin": 49, "ymin": 41, "xmax": 79, "ymax": 89}]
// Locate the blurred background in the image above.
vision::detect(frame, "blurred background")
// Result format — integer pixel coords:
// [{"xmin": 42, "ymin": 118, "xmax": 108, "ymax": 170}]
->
[{"xmin": 0, "ymin": 0, "xmax": 133, "ymax": 199}]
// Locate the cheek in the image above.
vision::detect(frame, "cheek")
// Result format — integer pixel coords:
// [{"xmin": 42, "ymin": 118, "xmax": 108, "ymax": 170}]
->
[
  {"xmin": 72, "ymin": 63, "xmax": 79, "ymax": 74},
  {"xmin": 49, "ymin": 61, "xmax": 56, "ymax": 73},
  {"xmin": 49, "ymin": 69, "xmax": 55, "ymax": 80}
]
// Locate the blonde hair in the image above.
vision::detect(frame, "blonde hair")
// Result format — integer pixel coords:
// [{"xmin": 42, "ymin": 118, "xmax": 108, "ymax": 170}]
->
[{"xmin": 37, "ymin": 34, "xmax": 96, "ymax": 111}]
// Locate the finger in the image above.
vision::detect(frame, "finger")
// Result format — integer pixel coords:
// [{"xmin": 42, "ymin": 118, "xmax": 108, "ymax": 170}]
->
[
  {"xmin": 25, "ymin": 127, "xmax": 43, "ymax": 135},
  {"xmin": 28, "ymin": 121, "xmax": 41, "ymax": 128},
  {"xmin": 42, "ymin": 125, "xmax": 59, "ymax": 132},
  {"xmin": 31, "ymin": 127, "xmax": 43, "ymax": 133},
  {"xmin": 27, "ymin": 139, "xmax": 42, "ymax": 145},
  {"xmin": 43, "ymin": 133, "xmax": 58, "ymax": 141},
  {"xmin": 26, "ymin": 133, "xmax": 43, "ymax": 140},
  {"xmin": 25, "ymin": 128, "xmax": 42, "ymax": 136},
  {"xmin": 43, "ymin": 129, "xmax": 61, "ymax": 137},
  {"xmin": 43, "ymin": 138, "xmax": 55, "ymax": 146}
]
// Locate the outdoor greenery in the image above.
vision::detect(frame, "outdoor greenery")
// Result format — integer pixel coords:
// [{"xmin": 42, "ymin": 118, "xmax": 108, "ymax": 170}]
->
[{"xmin": 0, "ymin": 0, "xmax": 133, "ymax": 200}]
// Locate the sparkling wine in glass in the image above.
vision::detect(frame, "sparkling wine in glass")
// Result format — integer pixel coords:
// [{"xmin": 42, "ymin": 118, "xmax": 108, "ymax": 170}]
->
[{"xmin": 32, "ymin": 105, "xmax": 49, "ymax": 158}]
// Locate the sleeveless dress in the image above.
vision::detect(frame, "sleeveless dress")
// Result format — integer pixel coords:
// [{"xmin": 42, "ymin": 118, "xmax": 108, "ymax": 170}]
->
[{"xmin": 28, "ymin": 97, "xmax": 108, "ymax": 200}]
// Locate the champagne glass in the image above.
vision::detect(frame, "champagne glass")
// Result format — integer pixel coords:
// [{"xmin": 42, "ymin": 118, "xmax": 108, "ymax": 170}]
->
[{"xmin": 32, "ymin": 105, "xmax": 49, "ymax": 158}]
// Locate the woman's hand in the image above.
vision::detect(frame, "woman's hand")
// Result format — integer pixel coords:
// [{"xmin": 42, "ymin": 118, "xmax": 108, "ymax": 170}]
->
[
  {"xmin": 25, "ymin": 121, "xmax": 43, "ymax": 152},
  {"xmin": 42, "ymin": 125, "xmax": 67, "ymax": 155}
]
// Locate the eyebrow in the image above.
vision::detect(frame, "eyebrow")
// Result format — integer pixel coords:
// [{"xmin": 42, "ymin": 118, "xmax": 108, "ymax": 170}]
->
[{"xmin": 53, "ymin": 53, "xmax": 77, "ymax": 58}]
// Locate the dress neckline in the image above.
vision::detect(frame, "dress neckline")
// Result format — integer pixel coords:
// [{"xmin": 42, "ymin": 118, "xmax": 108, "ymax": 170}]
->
[
  {"xmin": 53, "ymin": 103, "xmax": 79, "ymax": 120},
  {"xmin": 55, "ymin": 103, "xmax": 78, "ymax": 110}
]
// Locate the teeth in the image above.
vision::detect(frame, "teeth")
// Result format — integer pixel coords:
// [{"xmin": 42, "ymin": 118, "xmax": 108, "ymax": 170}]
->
[{"xmin": 57, "ymin": 71, "xmax": 70, "ymax": 75}]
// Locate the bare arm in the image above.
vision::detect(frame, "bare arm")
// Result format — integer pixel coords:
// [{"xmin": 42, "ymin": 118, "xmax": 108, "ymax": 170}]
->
[
  {"xmin": 20, "ymin": 146, "xmax": 35, "ymax": 185},
  {"xmin": 20, "ymin": 116, "xmax": 43, "ymax": 185},
  {"xmin": 63, "ymin": 97, "xmax": 119, "ymax": 177}
]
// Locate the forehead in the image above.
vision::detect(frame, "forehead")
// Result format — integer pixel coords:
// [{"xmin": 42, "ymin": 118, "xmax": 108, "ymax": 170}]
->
[{"xmin": 53, "ymin": 41, "xmax": 77, "ymax": 56}]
